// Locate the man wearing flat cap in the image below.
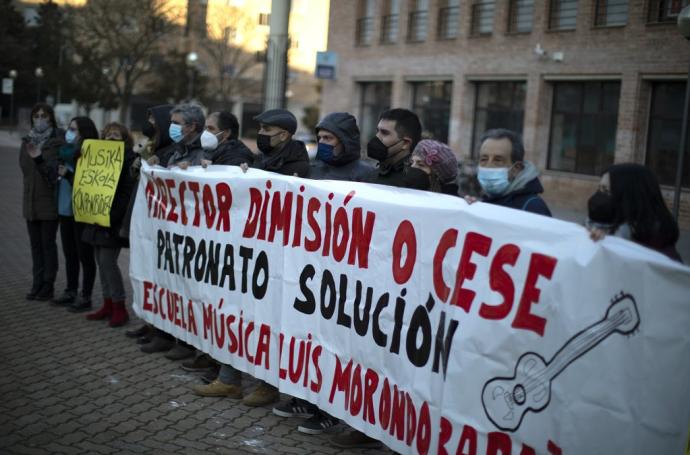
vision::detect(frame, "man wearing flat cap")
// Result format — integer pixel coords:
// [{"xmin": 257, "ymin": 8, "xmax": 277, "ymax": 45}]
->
[{"xmin": 253, "ymin": 108, "xmax": 310, "ymax": 178}]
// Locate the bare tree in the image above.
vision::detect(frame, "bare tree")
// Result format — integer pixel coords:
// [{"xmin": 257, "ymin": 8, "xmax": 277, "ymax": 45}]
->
[
  {"xmin": 67, "ymin": 0, "xmax": 180, "ymax": 123},
  {"xmin": 201, "ymin": 4, "xmax": 263, "ymax": 108}
]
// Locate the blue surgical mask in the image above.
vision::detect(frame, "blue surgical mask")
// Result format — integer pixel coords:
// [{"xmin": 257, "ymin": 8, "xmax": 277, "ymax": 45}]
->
[
  {"xmin": 169, "ymin": 124, "xmax": 183, "ymax": 143},
  {"xmin": 65, "ymin": 129, "xmax": 77, "ymax": 144},
  {"xmin": 477, "ymin": 166, "xmax": 510, "ymax": 196},
  {"xmin": 316, "ymin": 142, "xmax": 335, "ymax": 163}
]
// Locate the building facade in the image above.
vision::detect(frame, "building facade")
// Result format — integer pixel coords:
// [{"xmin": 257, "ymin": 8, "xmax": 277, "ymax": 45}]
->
[{"xmin": 321, "ymin": 0, "xmax": 690, "ymax": 227}]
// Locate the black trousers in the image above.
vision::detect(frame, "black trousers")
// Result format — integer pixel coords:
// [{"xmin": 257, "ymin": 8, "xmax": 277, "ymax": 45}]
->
[
  {"xmin": 58, "ymin": 216, "xmax": 96, "ymax": 296},
  {"xmin": 26, "ymin": 219, "xmax": 58, "ymax": 289}
]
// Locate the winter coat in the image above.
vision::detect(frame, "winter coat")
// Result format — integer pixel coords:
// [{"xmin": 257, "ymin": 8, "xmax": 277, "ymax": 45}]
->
[
  {"xmin": 368, "ymin": 158, "xmax": 411, "ymax": 188},
  {"xmin": 19, "ymin": 128, "xmax": 64, "ymax": 221},
  {"xmin": 205, "ymin": 139, "xmax": 255, "ymax": 166},
  {"xmin": 167, "ymin": 133, "xmax": 205, "ymax": 167},
  {"xmin": 309, "ymin": 112, "xmax": 375, "ymax": 182},
  {"xmin": 483, "ymin": 177, "xmax": 552, "ymax": 216},
  {"xmin": 255, "ymin": 139, "xmax": 310, "ymax": 177},
  {"xmin": 149, "ymin": 104, "xmax": 176, "ymax": 167},
  {"xmin": 82, "ymin": 149, "xmax": 137, "ymax": 248}
]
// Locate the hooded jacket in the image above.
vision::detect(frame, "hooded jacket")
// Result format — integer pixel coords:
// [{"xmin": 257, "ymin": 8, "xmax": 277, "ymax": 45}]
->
[
  {"xmin": 482, "ymin": 161, "xmax": 551, "ymax": 216},
  {"xmin": 205, "ymin": 139, "xmax": 255, "ymax": 166},
  {"xmin": 149, "ymin": 104, "xmax": 175, "ymax": 167},
  {"xmin": 310, "ymin": 112, "xmax": 375, "ymax": 182}
]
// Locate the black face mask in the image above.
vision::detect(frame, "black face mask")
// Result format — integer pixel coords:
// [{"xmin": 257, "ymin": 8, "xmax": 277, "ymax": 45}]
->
[
  {"xmin": 404, "ymin": 167, "xmax": 431, "ymax": 191},
  {"xmin": 257, "ymin": 133, "xmax": 280, "ymax": 154},
  {"xmin": 588, "ymin": 191, "xmax": 616, "ymax": 225},
  {"xmin": 142, "ymin": 122, "xmax": 156, "ymax": 139},
  {"xmin": 367, "ymin": 137, "xmax": 389, "ymax": 162}
]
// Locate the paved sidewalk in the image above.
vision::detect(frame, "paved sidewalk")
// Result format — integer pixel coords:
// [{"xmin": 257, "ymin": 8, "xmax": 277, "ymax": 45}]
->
[{"xmin": 0, "ymin": 141, "xmax": 394, "ymax": 455}]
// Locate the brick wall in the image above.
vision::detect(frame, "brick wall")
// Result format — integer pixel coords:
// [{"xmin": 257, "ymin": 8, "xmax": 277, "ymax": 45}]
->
[{"xmin": 322, "ymin": 0, "xmax": 690, "ymax": 228}]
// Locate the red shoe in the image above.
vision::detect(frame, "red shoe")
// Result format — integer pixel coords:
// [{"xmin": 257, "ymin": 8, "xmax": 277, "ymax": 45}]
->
[
  {"xmin": 109, "ymin": 301, "xmax": 130, "ymax": 327},
  {"xmin": 86, "ymin": 298, "xmax": 113, "ymax": 321}
]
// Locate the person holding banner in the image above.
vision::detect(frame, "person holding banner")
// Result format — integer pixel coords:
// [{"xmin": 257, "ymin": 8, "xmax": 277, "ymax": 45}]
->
[
  {"xmin": 365, "ymin": 108, "xmax": 422, "ymax": 188},
  {"xmin": 200, "ymin": 111, "xmax": 255, "ymax": 167},
  {"xmin": 252, "ymin": 108, "xmax": 310, "ymax": 178},
  {"xmin": 165, "ymin": 103, "xmax": 206, "ymax": 170},
  {"xmin": 20, "ymin": 103, "xmax": 63, "ymax": 301},
  {"xmin": 82, "ymin": 123, "xmax": 137, "ymax": 326},
  {"xmin": 271, "ymin": 112, "xmax": 374, "ymax": 435},
  {"xmin": 587, "ymin": 163, "xmax": 682, "ymax": 262},
  {"xmin": 193, "ymin": 108, "xmax": 310, "ymax": 407},
  {"xmin": 331, "ymin": 108, "xmax": 422, "ymax": 450},
  {"xmin": 307, "ymin": 112, "xmax": 374, "ymax": 182},
  {"xmin": 470, "ymin": 128, "xmax": 551, "ymax": 216},
  {"xmin": 56, "ymin": 117, "xmax": 100, "ymax": 313},
  {"xmin": 407, "ymin": 139, "xmax": 460, "ymax": 195}
]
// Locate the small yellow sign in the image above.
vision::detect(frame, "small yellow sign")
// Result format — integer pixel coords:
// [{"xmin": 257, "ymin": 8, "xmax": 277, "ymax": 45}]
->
[{"xmin": 72, "ymin": 139, "xmax": 124, "ymax": 227}]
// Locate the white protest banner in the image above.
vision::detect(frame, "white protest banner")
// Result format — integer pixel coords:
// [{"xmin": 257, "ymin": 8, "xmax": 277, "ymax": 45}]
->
[{"xmin": 130, "ymin": 163, "xmax": 690, "ymax": 454}]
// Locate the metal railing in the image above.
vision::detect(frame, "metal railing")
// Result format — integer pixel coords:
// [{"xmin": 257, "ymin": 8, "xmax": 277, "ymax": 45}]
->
[
  {"xmin": 407, "ymin": 10, "xmax": 428, "ymax": 42},
  {"xmin": 380, "ymin": 14, "xmax": 399, "ymax": 44},
  {"xmin": 437, "ymin": 6, "xmax": 460, "ymax": 39},
  {"xmin": 356, "ymin": 17, "xmax": 374, "ymax": 45}
]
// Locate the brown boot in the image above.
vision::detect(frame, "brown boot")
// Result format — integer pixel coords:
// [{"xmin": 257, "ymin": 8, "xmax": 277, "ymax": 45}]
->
[
  {"xmin": 242, "ymin": 382, "xmax": 279, "ymax": 407},
  {"xmin": 108, "ymin": 301, "xmax": 129, "ymax": 327}
]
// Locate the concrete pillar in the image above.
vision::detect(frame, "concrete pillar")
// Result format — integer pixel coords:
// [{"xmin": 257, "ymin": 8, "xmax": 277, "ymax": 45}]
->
[{"xmin": 264, "ymin": 0, "xmax": 291, "ymax": 110}]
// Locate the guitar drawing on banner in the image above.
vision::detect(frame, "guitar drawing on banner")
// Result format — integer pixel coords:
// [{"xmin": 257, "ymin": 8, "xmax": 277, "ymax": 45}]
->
[{"xmin": 481, "ymin": 291, "xmax": 640, "ymax": 432}]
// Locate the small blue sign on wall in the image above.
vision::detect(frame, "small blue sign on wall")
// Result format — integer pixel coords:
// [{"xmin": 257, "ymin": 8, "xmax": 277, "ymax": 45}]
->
[{"xmin": 315, "ymin": 51, "xmax": 337, "ymax": 80}]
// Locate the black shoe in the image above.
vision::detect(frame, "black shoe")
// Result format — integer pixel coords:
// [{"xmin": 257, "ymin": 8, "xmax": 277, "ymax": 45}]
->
[
  {"xmin": 51, "ymin": 290, "xmax": 77, "ymax": 306},
  {"xmin": 67, "ymin": 295, "xmax": 92, "ymax": 313},
  {"xmin": 125, "ymin": 324, "xmax": 150, "ymax": 338},
  {"xmin": 181, "ymin": 354, "xmax": 217, "ymax": 372},
  {"xmin": 297, "ymin": 412, "xmax": 339, "ymax": 435},
  {"xmin": 34, "ymin": 283, "xmax": 54, "ymax": 301},
  {"xmin": 273, "ymin": 397, "xmax": 318, "ymax": 418},
  {"xmin": 140, "ymin": 336, "xmax": 174, "ymax": 353},
  {"xmin": 136, "ymin": 335, "xmax": 153, "ymax": 345},
  {"xmin": 164, "ymin": 344, "xmax": 195, "ymax": 361},
  {"xmin": 26, "ymin": 284, "xmax": 41, "ymax": 300}
]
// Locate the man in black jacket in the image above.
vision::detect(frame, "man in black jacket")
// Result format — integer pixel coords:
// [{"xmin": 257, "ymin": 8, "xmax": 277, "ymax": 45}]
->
[
  {"xmin": 253, "ymin": 108, "xmax": 309, "ymax": 178},
  {"xmin": 366, "ymin": 108, "xmax": 422, "ymax": 187},
  {"xmin": 201, "ymin": 111, "xmax": 255, "ymax": 167},
  {"xmin": 473, "ymin": 128, "xmax": 551, "ymax": 216}
]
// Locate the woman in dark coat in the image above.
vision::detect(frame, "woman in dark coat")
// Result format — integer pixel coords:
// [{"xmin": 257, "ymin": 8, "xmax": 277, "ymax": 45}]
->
[
  {"xmin": 53, "ymin": 116, "xmax": 100, "ymax": 312},
  {"xmin": 83, "ymin": 122, "xmax": 136, "ymax": 327},
  {"xmin": 19, "ymin": 103, "xmax": 63, "ymax": 301}
]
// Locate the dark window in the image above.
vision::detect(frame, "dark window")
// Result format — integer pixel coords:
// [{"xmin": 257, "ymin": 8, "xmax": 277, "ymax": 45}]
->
[
  {"xmin": 411, "ymin": 81, "xmax": 453, "ymax": 142},
  {"xmin": 438, "ymin": 0, "xmax": 460, "ymax": 39},
  {"xmin": 594, "ymin": 0, "xmax": 628, "ymax": 26},
  {"xmin": 407, "ymin": 0, "xmax": 429, "ymax": 42},
  {"xmin": 381, "ymin": 0, "xmax": 400, "ymax": 43},
  {"xmin": 548, "ymin": 81, "xmax": 620, "ymax": 175},
  {"xmin": 472, "ymin": 82, "xmax": 527, "ymax": 157},
  {"xmin": 549, "ymin": 0, "xmax": 578, "ymax": 30},
  {"xmin": 508, "ymin": 0, "xmax": 534, "ymax": 33},
  {"xmin": 471, "ymin": 0, "xmax": 495, "ymax": 36},
  {"xmin": 356, "ymin": 0, "xmax": 375, "ymax": 45},
  {"xmin": 359, "ymin": 82, "xmax": 393, "ymax": 142},
  {"xmin": 648, "ymin": 0, "xmax": 689, "ymax": 23},
  {"xmin": 646, "ymin": 82, "xmax": 690, "ymax": 187}
]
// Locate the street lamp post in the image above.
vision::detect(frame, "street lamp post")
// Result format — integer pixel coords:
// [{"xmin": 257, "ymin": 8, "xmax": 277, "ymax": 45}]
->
[
  {"xmin": 35, "ymin": 67, "xmax": 44, "ymax": 103},
  {"xmin": 674, "ymin": 7, "xmax": 690, "ymax": 220},
  {"xmin": 186, "ymin": 52, "xmax": 198, "ymax": 101},
  {"xmin": 9, "ymin": 69, "xmax": 17, "ymax": 128}
]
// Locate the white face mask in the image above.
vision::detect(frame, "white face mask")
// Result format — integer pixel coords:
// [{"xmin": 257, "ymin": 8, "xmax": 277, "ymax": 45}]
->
[{"xmin": 200, "ymin": 130, "xmax": 218, "ymax": 150}]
